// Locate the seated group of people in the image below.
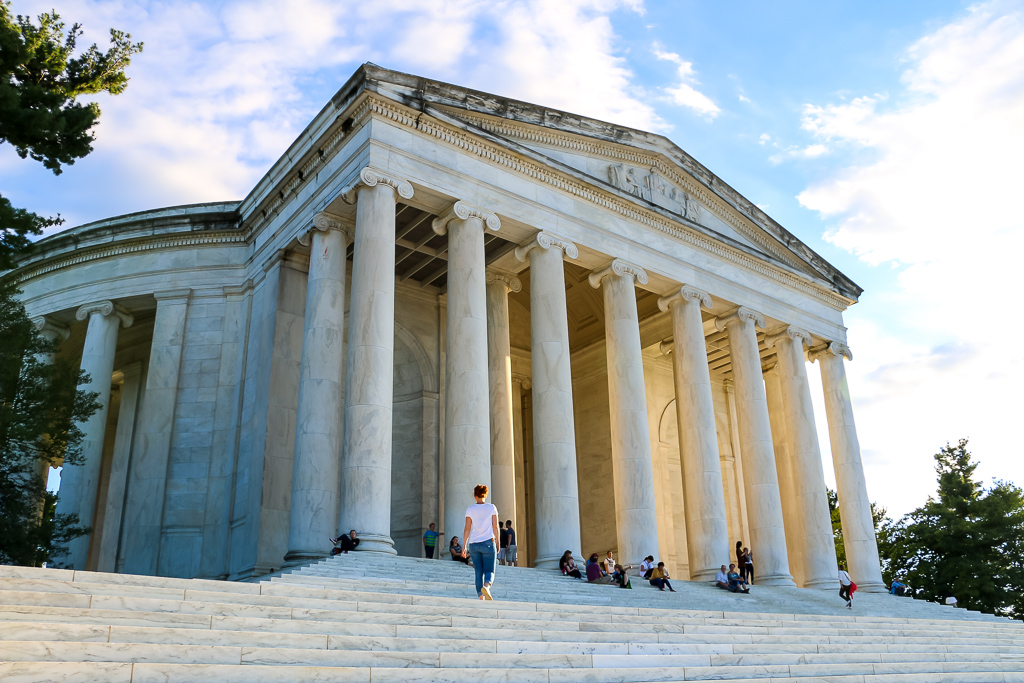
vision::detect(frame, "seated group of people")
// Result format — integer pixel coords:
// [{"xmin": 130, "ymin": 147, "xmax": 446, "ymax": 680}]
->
[
  {"xmin": 715, "ymin": 563, "xmax": 751, "ymax": 593},
  {"xmin": 558, "ymin": 551, "xmax": 676, "ymax": 592}
]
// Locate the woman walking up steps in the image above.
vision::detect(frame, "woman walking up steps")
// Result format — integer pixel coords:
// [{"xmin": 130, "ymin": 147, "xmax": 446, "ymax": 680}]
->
[{"xmin": 462, "ymin": 484, "xmax": 500, "ymax": 600}]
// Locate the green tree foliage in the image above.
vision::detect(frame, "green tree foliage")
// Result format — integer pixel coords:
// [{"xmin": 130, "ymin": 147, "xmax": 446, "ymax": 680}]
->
[
  {"xmin": 881, "ymin": 439, "xmax": 1024, "ymax": 619},
  {"xmin": 0, "ymin": 280, "xmax": 99, "ymax": 565},
  {"xmin": 0, "ymin": 1, "xmax": 142, "ymax": 268}
]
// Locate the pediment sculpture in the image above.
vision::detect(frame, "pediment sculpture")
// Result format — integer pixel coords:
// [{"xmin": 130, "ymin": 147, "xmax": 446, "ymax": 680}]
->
[{"xmin": 607, "ymin": 163, "xmax": 701, "ymax": 223}]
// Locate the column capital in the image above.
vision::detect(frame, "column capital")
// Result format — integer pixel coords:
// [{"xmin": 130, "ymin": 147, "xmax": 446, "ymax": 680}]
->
[
  {"xmin": 658, "ymin": 284, "xmax": 712, "ymax": 312},
  {"xmin": 153, "ymin": 289, "xmax": 192, "ymax": 304},
  {"xmin": 714, "ymin": 306, "xmax": 765, "ymax": 332},
  {"xmin": 514, "ymin": 231, "xmax": 578, "ymax": 261},
  {"xmin": 658, "ymin": 340, "xmax": 674, "ymax": 356},
  {"xmin": 485, "ymin": 269, "xmax": 522, "ymax": 294},
  {"xmin": 763, "ymin": 362, "xmax": 781, "ymax": 377},
  {"xmin": 299, "ymin": 211, "xmax": 355, "ymax": 247},
  {"xmin": 765, "ymin": 325, "xmax": 812, "ymax": 350},
  {"xmin": 588, "ymin": 258, "xmax": 649, "ymax": 289},
  {"xmin": 512, "ymin": 374, "xmax": 532, "ymax": 390},
  {"xmin": 340, "ymin": 166, "xmax": 414, "ymax": 204},
  {"xmin": 75, "ymin": 300, "xmax": 133, "ymax": 328},
  {"xmin": 809, "ymin": 341, "xmax": 853, "ymax": 362},
  {"xmin": 32, "ymin": 316, "xmax": 70, "ymax": 341},
  {"xmin": 432, "ymin": 200, "xmax": 500, "ymax": 235}
]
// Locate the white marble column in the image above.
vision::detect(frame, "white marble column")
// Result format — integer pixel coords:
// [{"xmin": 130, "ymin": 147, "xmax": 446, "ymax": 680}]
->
[
  {"xmin": 338, "ymin": 168, "xmax": 413, "ymax": 554},
  {"xmin": 486, "ymin": 270, "xmax": 521, "ymax": 532},
  {"xmin": 766, "ymin": 327, "xmax": 838, "ymax": 589},
  {"xmin": 286, "ymin": 212, "xmax": 353, "ymax": 565},
  {"xmin": 121, "ymin": 289, "xmax": 189, "ymax": 576},
  {"xmin": 763, "ymin": 365, "xmax": 802, "ymax": 585},
  {"xmin": 511, "ymin": 375, "xmax": 530, "ymax": 564},
  {"xmin": 715, "ymin": 307, "xmax": 795, "ymax": 586},
  {"xmin": 658, "ymin": 286, "xmax": 730, "ymax": 581},
  {"xmin": 435, "ymin": 201, "xmax": 500, "ymax": 548},
  {"xmin": 515, "ymin": 232, "xmax": 582, "ymax": 569},
  {"xmin": 589, "ymin": 259, "xmax": 659, "ymax": 568},
  {"xmin": 96, "ymin": 361, "xmax": 142, "ymax": 573},
  {"xmin": 810, "ymin": 342, "xmax": 886, "ymax": 591},
  {"xmin": 56, "ymin": 301, "xmax": 132, "ymax": 569}
]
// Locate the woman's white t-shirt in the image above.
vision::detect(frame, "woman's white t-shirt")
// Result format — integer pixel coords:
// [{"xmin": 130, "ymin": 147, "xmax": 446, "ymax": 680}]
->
[
  {"xmin": 838, "ymin": 570, "xmax": 852, "ymax": 586},
  {"xmin": 465, "ymin": 503, "xmax": 498, "ymax": 544}
]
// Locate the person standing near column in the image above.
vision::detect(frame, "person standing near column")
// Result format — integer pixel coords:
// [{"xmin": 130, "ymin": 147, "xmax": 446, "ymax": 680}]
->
[
  {"xmin": 461, "ymin": 484, "xmax": 499, "ymax": 600},
  {"xmin": 423, "ymin": 522, "xmax": 439, "ymax": 559}
]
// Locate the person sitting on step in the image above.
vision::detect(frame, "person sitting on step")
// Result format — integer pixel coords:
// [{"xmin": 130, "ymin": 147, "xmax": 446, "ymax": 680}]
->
[
  {"xmin": 603, "ymin": 550, "xmax": 616, "ymax": 576},
  {"xmin": 727, "ymin": 563, "xmax": 750, "ymax": 593},
  {"xmin": 559, "ymin": 550, "xmax": 583, "ymax": 579},
  {"xmin": 640, "ymin": 555, "xmax": 655, "ymax": 579},
  {"xmin": 649, "ymin": 562, "xmax": 676, "ymax": 592},
  {"xmin": 612, "ymin": 564, "xmax": 632, "ymax": 589},
  {"xmin": 449, "ymin": 536, "xmax": 470, "ymax": 565},
  {"xmin": 330, "ymin": 529, "xmax": 359, "ymax": 555},
  {"xmin": 715, "ymin": 564, "xmax": 731, "ymax": 590},
  {"xmin": 586, "ymin": 553, "xmax": 611, "ymax": 584}
]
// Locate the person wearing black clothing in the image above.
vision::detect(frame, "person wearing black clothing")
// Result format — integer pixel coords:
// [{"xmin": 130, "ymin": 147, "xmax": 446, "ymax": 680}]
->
[
  {"xmin": 498, "ymin": 522, "xmax": 509, "ymax": 566},
  {"xmin": 330, "ymin": 529, "xmax": 359, "ymax": 555},
  {"xmin": 559, "ymin": 550, "xmax": 582, "ymax": 579},
  {"xmin": 504, "ymin": 520, "xmax": 518, "ymax": 566}
]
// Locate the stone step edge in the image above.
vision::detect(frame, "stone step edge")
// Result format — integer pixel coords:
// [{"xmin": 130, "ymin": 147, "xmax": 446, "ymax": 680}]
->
[{"xmin": 2, "ymin": 576, "xmax": 1017, "ymax": 634}]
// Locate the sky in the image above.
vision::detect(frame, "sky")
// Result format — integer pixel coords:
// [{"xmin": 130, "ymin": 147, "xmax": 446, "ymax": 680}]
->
[{"xmin": 4, "ymin": 0, "xmax": 1022, "ymax": 519}]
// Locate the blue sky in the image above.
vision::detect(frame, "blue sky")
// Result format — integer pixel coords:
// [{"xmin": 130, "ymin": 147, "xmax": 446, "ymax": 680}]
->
[{"xmin": 4, "ymin": 0, "xmax": 1022, "ymax": 518}]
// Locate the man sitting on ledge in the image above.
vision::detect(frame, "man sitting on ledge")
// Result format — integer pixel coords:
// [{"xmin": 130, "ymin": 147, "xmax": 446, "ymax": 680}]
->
[
  {"xmin": 330, "ymin": 529, "xmax": 359, "ymax": 555},
  {"xmin": 715, "ymin": 564, "xmax": 731, "ymax": 590}
]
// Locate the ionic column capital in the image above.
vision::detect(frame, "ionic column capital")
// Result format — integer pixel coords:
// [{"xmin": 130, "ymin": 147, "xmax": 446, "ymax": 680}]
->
[
  {"xmin": 714, "ymin": 306, "xmax": 766, "ymax": 332},
  {"xmin": 485, "ymin": 269, "xmax": 522, "ymax": 294},
  {"xmin": 512, "ymin": 374, "xmax": 532, "ymax": 391},
  {"xmin": 340, "ymin": 166, "xmax": 414, "ymax": 204},
  {"xmin": 658, "ymin": 284, "xmax": 712, "ymax": 312},
  {"xmin": 514, "ymin": 231, "xmax": 578, "ymax": 262},
  {"xmin": 32, "ymin": 316, "xmax": 70, "ymax": 341},
  {"xmin": 588, "ymin": 258, "xmax": 649, "ymax": 289},
  {"xmin": 432, "ymin": 201, "xmax": 500, "ymax": 235},
  {"xmin": 809, "ymin": 341, "xmax": 853, "ymax": 362},
  {"xmin": 299, "ymin": 211, "xmax": 355, "ymax": 247},
  {"xmin": 75, "ymin": 300, "xmax": 133, "ymax": 328},
  {"xmin": 765, "ymin": 325, "xmax": 812, "ymax": 350},
  {"xmin": 763, "ymin": 362, "xmax": 781, "ymax": 377}
]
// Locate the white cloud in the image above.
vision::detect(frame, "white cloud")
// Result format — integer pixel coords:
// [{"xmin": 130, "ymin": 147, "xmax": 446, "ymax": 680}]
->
[
  {"xmin": 12, "ymin": 0, "xmax": 662, "ymax": 228},
  {"xmin": 796, "ymin": 0, "xmax": 1024, "ymax": 515},
  {"xmin": 653, "ymin": 48, "xmax": 721, "ymax": 118}
]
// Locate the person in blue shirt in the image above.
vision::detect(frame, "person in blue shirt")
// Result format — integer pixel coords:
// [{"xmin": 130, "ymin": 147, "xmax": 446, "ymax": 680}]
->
[{"xmin": 423, "ymin": 522, "xmax": 439, "ymax": 559}]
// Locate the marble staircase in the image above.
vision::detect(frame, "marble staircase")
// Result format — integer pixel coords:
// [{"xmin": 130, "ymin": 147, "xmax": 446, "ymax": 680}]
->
[{"xmin": 1, "ymin": 554, "xmax": 1022, "ymax": 682}]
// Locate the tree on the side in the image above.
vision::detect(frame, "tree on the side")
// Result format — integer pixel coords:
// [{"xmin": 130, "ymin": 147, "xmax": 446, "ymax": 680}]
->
[
  {"xmin": 0, "ymin": 1, "xmax": 142, "ymax": 268},
  {"xmin": 0, "ymin": 280, "xmax": 100, "ymax": 565},
  {"xmin": 883, "ymin": 439, "xmax": 1024, "ymax": 619}
]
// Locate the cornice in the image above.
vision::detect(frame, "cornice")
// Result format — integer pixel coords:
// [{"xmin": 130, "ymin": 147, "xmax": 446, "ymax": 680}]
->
[{"xmin": 10, "ymin": 230, "xmax": 247, "ymax": 285}]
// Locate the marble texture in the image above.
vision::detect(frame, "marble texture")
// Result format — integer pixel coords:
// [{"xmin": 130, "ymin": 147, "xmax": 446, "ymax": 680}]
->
[
  {"xmin": 434, "ymin": 202, "xmax": 500, "ymax": 548},
  {"xmin": 715, "ymin": 308, "xmax": 795, "ymax": 587},
  {"xmin": 515, "ymin": 233, "xmax": 583, "ymax": 569},
  {"xmin": 658, "ymin": 286, "xmax": 730, "ymax": 581},
  {"xmin": 286, "ymin": 213, "xmax": 352, "ymax": 565},
  {"xmin": 119, "ymin": 291, "xmax": 190, "ymax": 576},
  {"xmin": 766, "ymin": 328, "xmax": 838, "ymax": 590},
  {"xmin": 485, "ymin": 270, "xmax": 520, "ymax": 533},
  {"xmin": 56, "ymin": 300, "xmax": 133, "ymax": 570},
  {"xmin": 589, "ymin": 260, "xmax": 659, "ymax": 568},
  {"xmin": 340, "ymin": 176, "xmax": 409, "ymax": 554},
  {"xmin": 810, "ymin": 343, "xmax": 886, "ymax": 592}
]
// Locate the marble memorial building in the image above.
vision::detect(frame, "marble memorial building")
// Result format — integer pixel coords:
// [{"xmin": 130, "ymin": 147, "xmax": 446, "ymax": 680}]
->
[{"xmin": 9, "ymin": 65, "xmax": 886, "ymax": 591}]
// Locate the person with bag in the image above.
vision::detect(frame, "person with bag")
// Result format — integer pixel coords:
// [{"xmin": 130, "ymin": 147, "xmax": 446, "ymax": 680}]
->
[{"xmin": 838, "ymin": 564, "xmax": 855, "ymax": 609}]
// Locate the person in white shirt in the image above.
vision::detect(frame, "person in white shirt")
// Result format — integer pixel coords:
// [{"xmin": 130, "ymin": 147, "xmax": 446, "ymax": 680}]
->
[
  {"xmin": 603, "ymin": 551, "xmax": 616, "ymax": 576},
  {"xmin": 838, "ymin": 565, "xmax": 853, "ymax": 609},
  {"xmin": 461, "ymin": 484, "xmax": 499, "ymax": 600},
  {"xmin": 715, "ymin": 565, "xmax": 730, "ymax": 590},
  {"xmin": 639, "ymin": 556, "xmax": 655, "ymax": 579}
]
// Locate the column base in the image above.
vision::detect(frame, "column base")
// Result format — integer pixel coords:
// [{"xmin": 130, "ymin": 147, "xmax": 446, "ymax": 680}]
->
[
  {"xmin": 353, "ymin": 533, "xmax": 397, "ymax": 555},
  {"xmin": 532, "ymin": 555, "xmax": 563, "ymax": 571},
  {"xmin": 750, "ymin": 572, "xmax": 797, "ymax": 587},
  {"xmin": 802, "ymin": 577, "xmax": 840, "ymax": 591},
  {"xmin": 282, "ymin": 549, "xmax": 330, "ymax": 568},
  {"xmin": 854, "ymin": 581, "xmax": 889, "ymax": 593},
  {"xmin": 689, "ymin": 568, "xmax": 721, "ymax": 582}
]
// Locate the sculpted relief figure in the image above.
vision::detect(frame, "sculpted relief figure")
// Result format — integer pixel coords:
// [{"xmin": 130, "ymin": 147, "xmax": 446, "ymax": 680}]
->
[{"xmin": 607, "ymin": 163, "xmax": 698, "ymax": 223}]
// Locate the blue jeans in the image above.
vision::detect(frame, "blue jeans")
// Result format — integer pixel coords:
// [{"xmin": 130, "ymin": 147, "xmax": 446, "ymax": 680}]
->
[{"xmin": 468, "ymin": 540, "xmax": 496, "ymax": 595}]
